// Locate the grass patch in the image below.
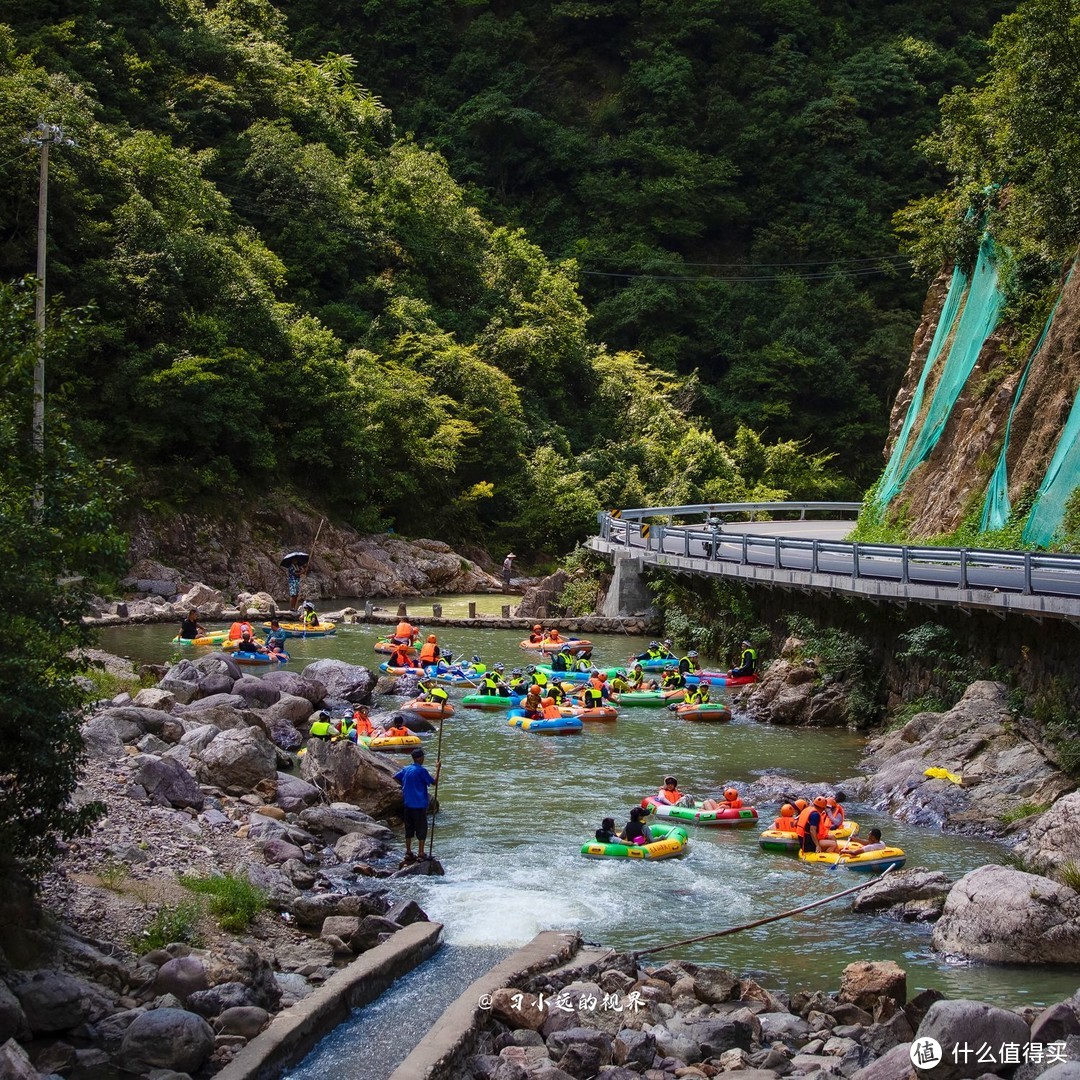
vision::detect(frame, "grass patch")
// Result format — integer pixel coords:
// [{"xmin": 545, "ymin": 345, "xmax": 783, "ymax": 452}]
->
[
  {"xmin": 93, "ymin": 861, "xmax": 130, "ymax": 892},
  {"xmin": 887, "ymin": 694, "xmax": 946, "ymax": 730},
  {"xmin": 131, "ymin": 901, "xmax": 203, "ymax": 954},
  {"xmin": 998, "ymin": 801, "xmax": 1051, "ymax": 825},
  {"xmin": 1057, "ymin": 861, "xmax": 1080, "ymax": 892},
  {"xmin": 179, "ymin": 872, "xmax": 266, "ymax": 932}
]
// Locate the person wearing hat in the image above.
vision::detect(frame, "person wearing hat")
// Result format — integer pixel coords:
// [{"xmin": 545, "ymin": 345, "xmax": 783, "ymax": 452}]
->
[
  {"xmin": 678, "ymin": 649, "xmax": 700, "ymax": 675},
  {"xmin": 729, "ymin": 640, "xmax": 758, "ymax": 678},
  {"xmin": 394, "ymin": 747, "xmax": 440, "ymax": 864},
  {"xmin": 502, "ymin": 552, "xmax": 516, "ymax": 591},
  {"xmin": 796, "ymin": 795, "xmax": 838, "ymax": 853},
  {"xmin": 301, "ymin": 600, "xmax": 319, "ymax": 629}
]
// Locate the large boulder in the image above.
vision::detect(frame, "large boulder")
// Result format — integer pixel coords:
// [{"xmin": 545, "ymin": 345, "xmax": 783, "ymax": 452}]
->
[
  {"xmin": 195, "ymin": 728, "xmax": 278, "ymax": 794},
  {"xmin": 236, "ymin": 591, "xmax": 277, "ymax": 615},
  {"xmin": 159, "ymin": 659, "xmax": 204, "ymax": 704},
  {"xmin": 860, "ymin": 682, "xmax": 1074, "ymax": 834},
  {"xmin": 183, "ymin": 693, "xmax": 249, "ymax": 713},
  {"xmin": 299, "ymin": 740, "xmax": 404, "ymax": 817},
  {"xmin": 81, "ymin": 715, "xmax": 128, "ymax": 761},
  {"xmin": 0, "ymin": 982, "xmax": 29, "ymax": 1042},
  {"xmin": 301, "ymin": 659, "xmax": 376, "ymax": 705},
  {"xmin": 275, "ymin": 773, "xmax": 321, "ymax": 812},
  {"xmin": 132, "ymin": 687, "xmax": 176, "ymax": 712},
  {"xmin": 232, "ymin": 675, "xmax": 281, "ymax": 708},
  {"xmin": 1016, "ymin": 793, "xmax": 1080, "ymax": 872},
  {"xmin": 132, "ymin": 755, "xmax": 205, "ymax": 810},
  {"xmin": 191, "ymin": 652, "xmax": 242, "ymax": 682},
  {"xmin": 299, "ymin": 804, "xmax": 385, "ymax": 837},
  {"xmin": 914, "ymin": 999, "xmax": 1029, "ymax": 1080},
  {"xmin": 932, "ymin": 864, "xmax": 1080, "ymax": 964},
  {"xmin": 119, "ymin": 1007, "xmax": 215, "ymax": 1073},
  {"xmin": 266, "ymin": 693, "xmax": 315, "ymax": 724},
  {"xmin": 261, "ymin": 670, "xmax": 327, "ymax": 705},
  {"xmin": 838, "ymin": 961, "xmax": 907, "ymax": 1010},
  {"xmin": 851, "ymin": 869, "xmax": 951, "ymax": 922},
  {"xmin": 178, "ymin": 583, "xmax": 224, "ymax": 617},
  {"xmin": 12, "ymin": 971, "xmax": 101, "ymax": 1034}
]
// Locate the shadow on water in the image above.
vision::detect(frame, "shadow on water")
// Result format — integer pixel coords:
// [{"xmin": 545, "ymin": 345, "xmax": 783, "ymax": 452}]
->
[
  {"xmin": 282, "ymin": 944, "xmax": 510, "ymax": 1080},
  {"xmin": 100, "ymin": 607, "xmax": 1080, "ymax": 1007}
]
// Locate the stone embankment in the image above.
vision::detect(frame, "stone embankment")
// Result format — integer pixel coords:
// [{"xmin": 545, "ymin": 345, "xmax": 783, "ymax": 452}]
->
[
  {"xmin": 0, "ymin": 652, "xmax": 444, "ymax": 1078},
  {"xmin": 456, "ymin": 950, "xmax": 1080, "ymax": 1080}
]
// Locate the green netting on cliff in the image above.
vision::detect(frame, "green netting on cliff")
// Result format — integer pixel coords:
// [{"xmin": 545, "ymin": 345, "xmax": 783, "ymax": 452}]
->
[
  {"xmin": 981, "ymin": 266, "xmax": 1073, "ymax": 532},
  {"xmin": 875, "ymin": 235, "xmax": 1004, "ymax": 508}
]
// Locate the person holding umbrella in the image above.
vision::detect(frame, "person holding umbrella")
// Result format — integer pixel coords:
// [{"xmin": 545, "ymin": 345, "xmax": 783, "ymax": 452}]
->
[{"xmin": 281, "ymin": 550, "xmax": 310, "ymax": 613}]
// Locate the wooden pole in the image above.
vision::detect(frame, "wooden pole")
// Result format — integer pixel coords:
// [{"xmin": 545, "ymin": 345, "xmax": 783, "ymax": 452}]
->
[
  {"xmin": 299, "ymin": 518, "xmax": 325, "ymax": 598},
  {"xmin": 634, "ymin": 866, "xmax": 895, "ymax": 957},
  {"xmin": 426, "ymin": 710, "xmax": 447, "ymax": 858}
]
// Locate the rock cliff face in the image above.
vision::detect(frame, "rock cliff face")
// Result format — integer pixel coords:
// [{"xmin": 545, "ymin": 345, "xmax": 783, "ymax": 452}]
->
[
  {"xmin": 124, "ymin": 501, "xmax": 501, "ymax": 600},
  {"xmin": 882, "ymin": 261, "xmax": 1080, "ymax": 537}
]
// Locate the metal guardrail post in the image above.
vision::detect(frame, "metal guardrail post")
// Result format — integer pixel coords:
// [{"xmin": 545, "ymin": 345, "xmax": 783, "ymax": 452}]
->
[
  {"xmin": 901, "ymin": 547, "xmax": 909, "ymax": 584},
  {"xmin": 774, "ymin": 536, "xmax": 781, "ymax": 568},
  {"xmin": 811, "ymin": 541, "xmax": 819, "ymax": 574},
  {"xmin": 657, "ymin": 525, "xmax": 665, "ymax": 553},
  {"xmin": 852, "ymin": 545, "xmax": 860, "ymax": 579},
  {"xmin": 959, "ymin": 550, "xmax": 968, "ymax": 590},
  {"xmin": 741, "ymin": 534, "xmax": 748, "ymax": 565},
  {"xmin": 683, "ymin": 529, "xmax": 689, "ymax": 557},
  {"xmin": 1024, "ymin": 555, "xmax": 1033, "ymax": 595}
]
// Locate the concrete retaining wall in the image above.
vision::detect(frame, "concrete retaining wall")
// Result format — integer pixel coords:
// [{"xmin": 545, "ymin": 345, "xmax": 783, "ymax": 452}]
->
[
  {"xmin": 215, "ymin": 921, "xmax": 442, "ymax": 1080},
  {"xmin": 387, "ymin": 931, "xmax": 582, "ymax": 1080}
]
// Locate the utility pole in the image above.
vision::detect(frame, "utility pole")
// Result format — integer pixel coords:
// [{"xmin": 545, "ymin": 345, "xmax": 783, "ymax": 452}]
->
[{"xmin": 21, "ymin": 120, "xmax": 76, "ymax": 508}]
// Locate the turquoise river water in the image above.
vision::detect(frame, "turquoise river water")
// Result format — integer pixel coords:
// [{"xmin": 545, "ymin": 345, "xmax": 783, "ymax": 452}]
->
[{"xmin": 101, "ymin": 607, "xmax": 1080, "ymax": 1008}]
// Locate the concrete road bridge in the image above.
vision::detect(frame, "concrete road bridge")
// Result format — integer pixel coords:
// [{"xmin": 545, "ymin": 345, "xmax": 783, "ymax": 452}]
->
[{"xmin": 586, "ymin": 502, "xmax": 1080, "ymax": 623}]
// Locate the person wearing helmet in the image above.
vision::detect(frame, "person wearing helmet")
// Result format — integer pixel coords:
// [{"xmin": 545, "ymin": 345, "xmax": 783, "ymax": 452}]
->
[
  {"xmin": 772, "ymin": 803, "xmax": 798, "ymax": 833},
  {"xmin": 551, "ymin": 642, "xmax": 574, "ymax": 673},
  {"xmin": 796, "ymin": 796, "xmax": 838, "ymax": 853},
  {"xmin": 470, "ymin": 655, "xmax": 487, "ymax": 675},
  {"xmin": 661, "ymin": 665, "xmax": 686, "ymax": 693},
  {"xmin": 654, "ymin": 776, "xmax": 684, "ymax": 804},
  {"xmin": 418, "ymin": 634, "xmax": 440, "ymax": 667},
  {"xmin": 610, "ymin": 668, "xmax": 630, "ymax": 694},
  {"xmin": 678, "ymin": 649, "xmax": 700, "ymax": 675},
  {"xmin": 824, "ymin": 794, "xmax": 846, "ymax": 830},
  {"xmin": 302, "ymin": 600, "xmax": 320, "ymax": 629},
  {"xmin": 529, "ymin": 624, "xmax": 545, "ymax": 644},
  {"xmin": 522, "ymin": 684, "xmax": 544, "ymax": 718},
  {"xmin": 635, "ymin": 641, "xmax": 664, "ymax": 662},
  {"xmin": 507, "ymin": 669, "xmax": 528, "ymax": 695},
  {"xmin": 721, "ymin": 786, "xmax": 744, "ymax": 809},
  {"xmin": 547, "ymin": 679, "xmax": 568, "ymax": 706},
  {"xmin": 729, "ymin": 639, "xmax": 758, "ymax": 679},
  {"xmin": 661, "ymin": 639, "xmax": 677, "ymax": 658}
]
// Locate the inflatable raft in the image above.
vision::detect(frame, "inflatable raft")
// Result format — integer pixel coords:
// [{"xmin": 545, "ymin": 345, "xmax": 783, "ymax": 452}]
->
[
  {"xmin": 580, "ymin": 823, "xmax": 689, "ymax": 861},
  {"xmin": 642, "ymin": 796, "xmax": 757, "ymax": 827},
  {"xmin": 263, "ymin": 622, "xmax": 336, "ymax": 638},
  {"xmin": 379, "ymin": 662, "xmax": 432, "ymax": 677},
  {"xmin": 374, "ymin": 639, "xmax": 416, "ymax": 656},
  {"xmin": 617, "ymin": 690, "xmax": 678, "ymax": 708},
  {"xmin": 568, "ymin": 704, "xmax": 617, "ymax": 722},
  {"xmin": 758, "ymin": 822, "xmax": 859, "ymax": 853},
  {"xmin": 172, "ymin": 630, "xmax": 231, "ymax": 647},
  {"xmin": 356, "ymin": 734, "xmax": 423, "ymax": 753},
  {"xmin": 519, "ymin": 638, "xmax": 593, "ymax": 656},
  {"xmin": 798, "ymin": 846, "xmax": 906, "ymax": 872},
  {"xmin": 507, "ymin": 715, "xmax": 582, "ymax": 735},
  {"xmin": 535, "ymin": 665, "xmax": 620, "ymax": 684},
  {"xmin": 673, "ymin": 703, "xmax": 732, "ymax": 722},
  {"xmin": 400, "ymin": 698, "xmax": 455, "ymax": 722},
  {"xmin": 462, "ymin": 693, "xmax": 525, "ymax": 711},
  {"xmin": 230, "ymin": 650, "xmax": 288, "ymax": 666}
]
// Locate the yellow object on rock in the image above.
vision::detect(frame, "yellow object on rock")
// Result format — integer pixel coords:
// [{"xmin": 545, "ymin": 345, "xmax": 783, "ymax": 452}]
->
[{"xmin": 924, "ymin": 767, "xmax": 962, "ymax": 784}]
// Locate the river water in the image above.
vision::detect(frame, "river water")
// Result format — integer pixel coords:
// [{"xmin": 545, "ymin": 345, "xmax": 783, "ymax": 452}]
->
[{"xmin": 101, "ymin": 608, "xmax": 1080, "ymax": 1008}]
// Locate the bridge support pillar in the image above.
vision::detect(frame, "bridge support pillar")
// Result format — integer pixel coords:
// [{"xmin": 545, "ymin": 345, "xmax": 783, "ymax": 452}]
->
[{"xmin": 600, "ymin": 552, "xmax": 657, "ymax": 618}]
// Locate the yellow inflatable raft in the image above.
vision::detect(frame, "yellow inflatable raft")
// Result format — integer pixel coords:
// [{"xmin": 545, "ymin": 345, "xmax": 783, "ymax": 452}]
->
[
  {"xmin": 356, "ymin": 734, "xmax": 423, "ymax": 753},
  {"xmin": 797, "ymin": 846, "xmax": 906, "ymax": 872}
]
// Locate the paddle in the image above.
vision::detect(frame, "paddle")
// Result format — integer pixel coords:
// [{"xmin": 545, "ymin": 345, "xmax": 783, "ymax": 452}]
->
[
  {"xmin": 829, "ymin": 830, "xmax": 859, "ymax": 871},
  {"xmin": 427, "ymin": 701, "xmax": 447, "ymax": 859}
]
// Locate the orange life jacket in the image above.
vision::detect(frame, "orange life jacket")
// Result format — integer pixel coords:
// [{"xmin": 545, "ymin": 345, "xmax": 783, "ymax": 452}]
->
[
  {"xmin": 389, "ymin": 648, "xmax": 413, "ymax": 668},
  {"xmin": 395, "ymin": 621, "xmax": 413, "ymax": 640},
  {"xmin": 773, "ymin": 816, "xmax": 798, "ymax": 833},
  {"xmin": 229, "ymin": 621, "xmax": 253, "ymax": 640},
  {"xmin": 725, "ymin": 796, "xmax": 744, "ymax": 809},
  {"xmin": 529, "ymin": 632, "xmax": 543, "ymax": 643},
  {"xmin": 796, "ymin": 806, "xmax": 829, "ymax": 840},
  {"xmin": 826, "ymin": 804, "xmax": 845, "ymax": 829},
  {"xmin": 547, "ymin": 630, "xmax": 562, "ymax": 642},
  {"xmin": 658, "ymin": 787, "xmax": 683, "ymax": 803},
  {"xmin": 419, "ymin": 642, "xmax": 438, "ymax": 663},
  {"xmin": 354, "ymin": 717, "xmax": 374, "ymax": 736},
  {"xmin": 386, "ymin": 725, "xmax": 409, "ymax": 738},
  {"xmin": 542, "ymin": 704, "xmax": 562, "ymax": 719}
]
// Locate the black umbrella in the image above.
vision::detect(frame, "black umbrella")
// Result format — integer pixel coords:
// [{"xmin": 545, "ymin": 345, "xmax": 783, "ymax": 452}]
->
[{"xmin": 280, "ymin": 551, "xmax": 310, "ymax": 569}]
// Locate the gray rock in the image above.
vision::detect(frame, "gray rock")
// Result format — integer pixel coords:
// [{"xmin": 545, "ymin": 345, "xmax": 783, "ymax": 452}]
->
[
  {"xmin": 613, "ymin": 1027, "xmax": 654, "ymax": 1069},
  {"xmin": 133, "ymin": 688, "xmax": 177, "ymax": 711},
  {"xmin": 153, "ymin": 957, "xmax": 208, "ymax": 1003},
  {"xmin": 684, "ymin": 964, "xmax": 740, "ymax": 1004},
  {"xmin": 299, "ymin": 740, "xmax": 404, "ymax": 818},
  {"xmin": 13, "ymin": 971, "xmax": 97, "ymax": 1034},
  {"xmin": 0, "ymin": 1038, "xmax": 39, "ymax": 1080},
  {"xmin": 242, "ymin": 862, "xmax": 300, "ymax": 906},
  {"xmin": 191, "ymin": 652, "xmax": 241, "ymax": 681},
  {"xmin": 119, "ymin": 1007, "xmax": 214, "ymax": 1072},
  {"xmin": 198, "ymin": 672, "xmax": 236, "ymax": 698},
  {"xmin": 137, "ymin": 732, "xmax": 172, "ymax": 754},
  {"xmin": 302, "ymin": 659, "xmax": 375, "ymax": 704},
  {"xmin": 691, "ymin": 1014, "xmax": 755, "ymax": 1056},
  {"xmin": 335, "ymin": 832, "xmax": 388, "ymax": 863},
  {"xmin": 915, "ymin": 1000, "xmax": 1029, "ymax": 1080},
  {"xmin": 215, "ymin": 1005, "xmax": 269, "ymax": 1038},
  {"xmin": 933, "ymin": 865, "xmax": 1080, "ymax": 964},
  {"xmin": 386, "ymin": 899, "xmax": 428, "ymax": 926},
  {"xmin": 298, "ymin": 804, "xmax": 379, "ymax": 835},
  {"xmin": 266, "ymin": 693, "xmax": 315, "ymax": 724},
  {"xmin": 852, "ymin": 869, "xmax": 951, "ymax": 921},
  {"xmin": 232, "ymin": 675, "xmax": 281, "ymax": 708},
  {"xmin": 0, "ymin": 982, "xmax": 29, "ymax": 1043},
  {"xmin": 1040, "ymin": 1067, "xmax": 1080, "ymax": 1080},
  {"xmin": 274, "ymin": 772, "xmax": 320, "ymax": 812},
  {"xmin": 850, "ymin": 1043, "xmax": 915, "ymax": 1080},
  {"xmin": 760, "ymin": 1011, "xmax": 811, "ymax": 1042},
  {"xmin": 184, "ymin": 693, "xmax": 249, "ymax": 713},
  {"xmin": 268, "ymin": 717, "xmax": 304, "ymax": 751},
  {"xmin": 1031, "ymin": 1003, "xmax": 1080, "ymax": 1047},
  {"xmin": 262, "ymin": 838, "xmax": 306, "ymax": 865},
  {"xmin": 281, "ymin": 858, "xmax": 317, "ymax": 889},
  {"xmin": 186, "ymin": 982, "xmax": 256, "ymax": 1018},
  {"xmin": 274, "ymin": 972, "xmax": 314, "ymax": 1002},
  {"xmin": 81, "ymin": 715, "xmax": 128, "ymax": 760},
  {"xmin": 195, "ymin": 727, "xmax": 278, "ymax": 794},
  {"xmin": 133, "ymin": 756, "xmax": 205, "ymax": 810},
  {"xmin": 261, "ymin": 670, "xmax": 327, "ymax": 704}
]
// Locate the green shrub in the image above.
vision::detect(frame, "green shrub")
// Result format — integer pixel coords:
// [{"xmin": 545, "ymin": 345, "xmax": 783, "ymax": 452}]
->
[
  {"xmin": 179, "ymin": 872, "xmax": 267, "ymax": 932},
  {"xmin": 998, "ymin": 801, "xmax": 1050, "ymax": 825},
  {"xmin": 132, "ymin": 901, "xmax": 203, "ymax": 954},
  {"xmin": 1057, "ymin": 860, "xmax": 1080, "ymax": 892}
]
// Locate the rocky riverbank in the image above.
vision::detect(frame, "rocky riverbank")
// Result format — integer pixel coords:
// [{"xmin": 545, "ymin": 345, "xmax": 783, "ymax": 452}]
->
[
  {"xmin": 0, "ymin": 652, "xmax": 441, "ymax": 1078},
  {"xmin": 465, "ymin": 949, "xmax": 1080, "ymax": 1080}
]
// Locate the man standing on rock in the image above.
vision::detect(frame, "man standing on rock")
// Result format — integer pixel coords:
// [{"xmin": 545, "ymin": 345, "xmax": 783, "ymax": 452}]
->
[
  {"xmin": 394, "ymin": 748, "xmax": 440, "ymax": 864},
  {"xmin": 502, "ymin": 552, "xmax": 516, "ymax": 591}
]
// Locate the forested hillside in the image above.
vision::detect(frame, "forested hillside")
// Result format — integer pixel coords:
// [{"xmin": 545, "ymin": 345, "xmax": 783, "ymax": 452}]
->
[
  {"xmin": 0, "ymin": 0, "xmax": 1007, "ymax": 555},
  {"xmin": 286, "ymin": 0, "xmax": 1010, "ymax": 481}
]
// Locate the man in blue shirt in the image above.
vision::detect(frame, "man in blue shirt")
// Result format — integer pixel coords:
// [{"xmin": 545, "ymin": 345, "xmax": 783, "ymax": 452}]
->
[{"xmin": 394, "ymin": 748, "xmax": 440, "ymax": 863}]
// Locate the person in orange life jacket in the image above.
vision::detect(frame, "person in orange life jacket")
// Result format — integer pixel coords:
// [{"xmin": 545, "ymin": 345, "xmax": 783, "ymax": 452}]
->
[
  {"xmin": 621, "ymin": 805, "xmax": 652, "ymax": 845},
  {"xmin": 546, "ymin": 627, "xmax": 563, "ymax": 643},
  {"xmin": 654, "ymin": 776, "xmax": 684, "ymax": 805},
  {"xmin": 529, "ymin": 624, "xmax": 545, "ymax": 643},
  {"xmin": 351, "ymin": 707, "xmax": 375, "ymax": 738},
  {"xmin": 522, "ymin": 685, "xmax": 544, "ymax": 718},
  {"xmin": 391, "ymin": 619, "xmax": 419, "ymax": 646},
  {"xmin": 825, "ymin": 794, "xmax": 846, "ymax": 830},
  {"xmin": 229, "ymin": 620, "xmax": 254, "ymax": 640},
  {"xmin": 772, "ymin": 803, "xmax": 798, "ymax": 832},
  {"xmin": 418, "ymin": 635, "xmax": 440, "ymax": 666},
  {"xmin": 388, "ymin": 643, "xmax": 414, "ymax": 669},
  {"xmin": 694, "ymin": 782, "xmax": 740, "ymax": 813},
  {"xmin": 385, "ymin": 714, "xmax": 411, "ymax": 738},
  {"xmin": 540, "ymin": 697, "xmax": 562, "ymax": 719},
  {"xmin": 797, "ymin": 796, "xmax": 838, "ymax": 853}
]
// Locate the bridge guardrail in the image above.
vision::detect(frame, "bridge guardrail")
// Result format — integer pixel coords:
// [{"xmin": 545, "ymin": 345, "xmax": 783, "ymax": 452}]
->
[{"xmin": 595, "ymin": 503, "xmax": 1080, "ymax": 602}]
